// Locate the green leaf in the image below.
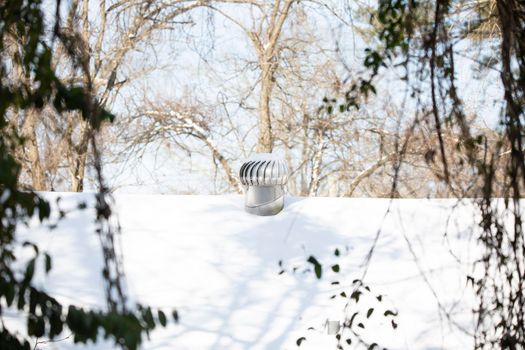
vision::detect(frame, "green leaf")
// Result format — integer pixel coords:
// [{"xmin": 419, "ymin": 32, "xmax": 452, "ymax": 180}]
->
[
  {"xmin": 23, "ymin": 241, "xmax": 39, "ymax": 254},
  {"xmin": 49, "ymin": 307, "xmax": 64, "ymax": 337},
  {"xmin": 99, "ymin": 109, "xmax": 116, "ymax": 123},
  {"xmin": 142, "ymin": 307, "xmax": 155, "ymax": 329},
  {"xmin": 23, "ymin": 259, "xmax": 36, "ymax": 286},
  {"xmin": 29, "ymin": 288, "xmax": 37, "ymax": 314},
  {"xmin": 296, "ymin": 337, "xmax": 306, "ymax": 346},
  {"xmin": 314, "ymin": 265, "xmax": 322, "ymax": 279},
  {"xmin": 37, "ymin": 198, "xmax": 50, "ymax": 221},
  {"xmin": 307, "ymin": 256, "xmax": 322, "ymax": 279},
  {"xmin": 5, "ymin": 283, "xmax": 15, "ymax": 306},
  {"xmin": 28, "ymin": 316, "xmax": 45, "ymax": 337},
  {"xmin": 172, "ymin": 310, "xmax": 179, "ymax": 323},
  {"xmin": 44, "ymin": 253, "xmax": 52, "ymax": 273},
  {"xmin": 348, "ymin": 312, "xmax": 358, "ymax": 327},
  {"xmin": 65, "ymin": 86, "xmax": 85, "ymax": 111},
  {"xmin": 334, "ymin": 248, "xmax": 340, "ymax": 256},
  {"xmin": 350, "ymin": 290, "xmax": 361, "ymax": 303},
  {"xmin": 384, "ymin": 310, "xmax": 398, "ymax": 317},
  {"xmin": 366, "ymin": 308, "xmax": 374, "ymax": 318},
  {"xmin": 158, "ymin": 310, "xmax": 167, "ymax": 327},
  {"xmin": 17, "ymin": 287, "xmax": 26, "ymax": 309},
  {"xmin": 331, "ymin": 264, "xmax": 340, "ymax": 273}
]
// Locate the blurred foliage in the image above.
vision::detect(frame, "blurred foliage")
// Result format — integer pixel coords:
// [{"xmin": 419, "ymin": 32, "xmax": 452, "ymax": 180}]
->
[
  {"xmin": 0, "ymin": 1, "xmax": 172, "ymax": 349},
  {"xmin": 357, "ymin": 0, "xmax": 525, "ymax": 348},
  {"xmin": 319, "ymin": 0, "xmax": 525, "ymax": 348}
]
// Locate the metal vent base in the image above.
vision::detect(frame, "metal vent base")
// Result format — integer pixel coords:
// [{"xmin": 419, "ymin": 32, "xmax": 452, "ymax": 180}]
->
[{"xmin": 244, "ymin": 186, "xmax": 284, "ymax": 216}]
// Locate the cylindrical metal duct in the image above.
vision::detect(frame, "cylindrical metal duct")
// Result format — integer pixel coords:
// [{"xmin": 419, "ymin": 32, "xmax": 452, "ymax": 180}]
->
[{"xmin": 239, "ymin": 153, "xmax": 288, "ymax": 216}]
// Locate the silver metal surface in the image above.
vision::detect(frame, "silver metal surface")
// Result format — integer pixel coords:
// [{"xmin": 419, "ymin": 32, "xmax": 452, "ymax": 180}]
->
[
  {"xmin": 326, "ymin": 320, "xmax": 341, "ymax": 335},
  {"xmin": 239, "ymin": 153, "xmax": 288, "ymax": 216}
]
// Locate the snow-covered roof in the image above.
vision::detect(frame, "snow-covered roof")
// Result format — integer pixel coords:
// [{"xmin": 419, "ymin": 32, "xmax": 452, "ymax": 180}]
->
[{"xmin": 13, "ymin": 193, "xmax": 477, "ymax": 349}]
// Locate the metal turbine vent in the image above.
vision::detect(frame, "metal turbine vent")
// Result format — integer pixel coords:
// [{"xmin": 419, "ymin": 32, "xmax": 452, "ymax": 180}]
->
[{"xmin": 239, "ymin": 153, "xmax": 288, "ymax": 216}]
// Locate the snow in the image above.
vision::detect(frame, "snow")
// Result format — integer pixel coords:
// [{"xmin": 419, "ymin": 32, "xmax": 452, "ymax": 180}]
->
[{"xmin": 11, "ymin": 193, "xmax": 480, "ymax": 349}]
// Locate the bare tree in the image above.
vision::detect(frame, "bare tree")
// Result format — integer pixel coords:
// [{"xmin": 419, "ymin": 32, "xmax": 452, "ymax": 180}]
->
[
  {"xmin": 47, "ymin": 0, "xmax": 502, "ymax": 199},
  {"xmin": 5, "ymin": 0, "xmax": 204, "ymax": 191},
  {"xmin": 125, "ymin": 98, "xmax": 244, "ymax": 192},
  {"xmin": 205, "ymin": 0, "xmax": 295, "ymax": 153},
  {"xmin": 118, "ymin": 0, "xmax": 406, "ymax": 196}
]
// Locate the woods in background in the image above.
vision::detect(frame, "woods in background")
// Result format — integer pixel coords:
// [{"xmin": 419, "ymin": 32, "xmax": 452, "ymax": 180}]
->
[{"xmin": 3, "ymin": 0, "xmax": 507, "ymax": 198}]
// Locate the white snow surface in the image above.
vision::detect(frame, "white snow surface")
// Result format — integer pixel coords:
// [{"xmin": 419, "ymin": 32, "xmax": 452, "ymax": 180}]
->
[{"xmin": 11, "ymin": 193, "xmax": 481, "ymax": 349}]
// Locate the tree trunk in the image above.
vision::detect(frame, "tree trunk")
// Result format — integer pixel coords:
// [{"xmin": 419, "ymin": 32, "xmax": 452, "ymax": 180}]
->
[
  {"xmin": 70, "ymin": 150, "xmax": 88, "ymax": 192},
  {"xmin": 21, "ymin": 110, "xmax": 46, "ymax": 191},
  {"xmin": 257, "ymin": 64, "xmax": 274, "ymax": 153},
  {"xmin": 70, "ymin": 119, "xmax": 90, "ymax": 192},
  {"xmin": 300, "ymin": 113, "xmax": 310, "ymax": 195},
  {"xmin": 252, "ymin": 0, "xmax": 294, "ymax": 153},
  {"xmin": 308, "ymin": 128, "xmax": 325, "ymax": 196}
]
